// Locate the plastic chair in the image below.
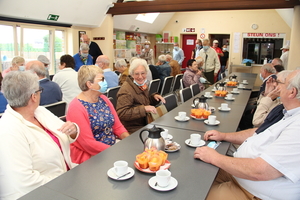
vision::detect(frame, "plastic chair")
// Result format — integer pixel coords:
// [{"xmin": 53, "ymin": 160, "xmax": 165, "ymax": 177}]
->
[
  {"xmin": 164, "ymin": 93, "xmax": 178, "ymax": 112},
  {"xmin": 107, "ymin": 86, "xmax": 121, "ymax": 108},
  {"xmin": 148, "ymin": 79, "xmax": 161, "ymax": 96},
  {"xmin": 172, "ymin": 74, "xmax": 183, "ymax": 92},
  {"xmin": 44, "ymin": 101, "xmax": 67, "ymax": 118},
  {"xmin": 190, "ymin": 83, "xmax": 201, "ymax": 97},
  {"xmin": 180, "ymin": 87, "xmax": 193, "ymax": 103},
  {"xmin": 160, "ymin": 76, "xmax": 174, "ymax": 96}
]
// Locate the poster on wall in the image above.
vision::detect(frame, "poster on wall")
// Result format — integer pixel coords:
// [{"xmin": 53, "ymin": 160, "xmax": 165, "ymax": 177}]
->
[
  {"xmin": 116, "ymin": 40, "xmax": 126, "ymax": 49},
  {"xmin": 116, "ymin": 31, "xmax": 125, "ymax": 40},
  {"xmin": 115, "ymin": 50, "xmax": 126, "ymax": 59},
  {"xmin": 126, "ymin": 40, "xmax": 136, "ymax": 50}
]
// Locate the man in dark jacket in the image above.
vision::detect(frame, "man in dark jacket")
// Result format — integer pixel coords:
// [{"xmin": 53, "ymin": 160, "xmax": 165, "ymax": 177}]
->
[{"xmin": 81, "ymin": 34, "xmax": 103, "ymax": 64}]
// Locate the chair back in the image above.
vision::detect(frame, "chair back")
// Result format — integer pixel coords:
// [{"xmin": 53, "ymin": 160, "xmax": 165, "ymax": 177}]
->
[
  {"xmin": 190, "ymin": 83, "xmax": 201, "ymax": 96},
  {"xmin": 107, "ymin": 86, "xmax": 121, "ymax": 108},
  {"xmin": 180, "ymin": 87, "xmax": 193, "ymax": 103},
  {"xmin": 160, "ymin": 76, "xmax": 174, "ymax": 96},
  {"xmin": 172, "ymin": 74, "xmax": 183, "ymax": 92},
  {"xmin": 164, "ymin": 93, "xmax": 178, "ymax": 112},
  {"xmin": 44, "ymin": 101, "xmax": 67, "ymax": 118},
  {"xmin": 180, "ymin": 78, "xmax": 185, "ymax": 89},
  {"xmin": 148, "ymin": 79, "xmax": 161, "ymax": 96}
]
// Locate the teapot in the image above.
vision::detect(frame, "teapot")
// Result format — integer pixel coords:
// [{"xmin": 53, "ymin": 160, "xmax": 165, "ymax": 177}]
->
[
  {"xmin": 139, "ymin": 125, "xmax": 165, "ymax": 151},
  {"xmin": 193, "ymin": 95, "xmax": 209, "ymax": 110},
  {"xmin": 229, "ymin": 74, "xmax": 238, "ymax": 83},
  {"xmin": 215, "ymin": 82, "xmax": 227, "ymax": 91}
]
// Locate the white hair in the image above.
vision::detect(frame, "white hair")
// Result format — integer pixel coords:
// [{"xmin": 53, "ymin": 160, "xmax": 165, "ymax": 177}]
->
[
  {"xmin": 129, "ymin": 58, "xmax": 149, "ymax": 75},
  {"xmin": 115, "ymin": 59, "xmax": 127, "ymax": 69},
  {"xmin": 2, "ymin": 71, "xmax": 39, "ymax": 107},
  {"xmin": 80, "ymin": 43, "xmax": 90, "ymax": 51},
  {"xmin": 262, "ymin": 63, "xmax": 276, "ymax": 74},
  {"xmin": 287, "ymin": 70, "xmax": 300, "ymax": 100},
  {"xmin": 158, "ymin": 55, "xmax": 166, "ymax": 62}
]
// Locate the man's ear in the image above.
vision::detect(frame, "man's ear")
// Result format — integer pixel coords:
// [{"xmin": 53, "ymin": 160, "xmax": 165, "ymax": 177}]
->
[{"xmin": 289, "ymin": 87, "xmax": 298, "ymax": 99}]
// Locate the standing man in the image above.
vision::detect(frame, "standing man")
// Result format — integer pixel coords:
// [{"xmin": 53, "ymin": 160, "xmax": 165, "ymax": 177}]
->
[
  {"xmin": 199, "ymin": 39, "xmax": 220, "ymax": 84},
  {"xmin": 96, "ymin": 55, "xmax": 118, "ymax": 90},
  {"xmin": 280, "ymin": 44, "xmax": 289, "ymax": 69},
  {"xmin": 191, "ymin": 39, "xmax": 203, "ymax": 59},
  {"xmin": 81, "ymin": 34, "xmax": 103, "ymax": 65},
  {"xmin": 212, "ymin": 40, "xmax": 224, "ymax": 59},
  {"xmin": 172, "ymin": 43, "xmax": 184, "ymax": 67},
  {"xmin": 218, "ymin": 44, "xmax": 229, "ymax": 80}
]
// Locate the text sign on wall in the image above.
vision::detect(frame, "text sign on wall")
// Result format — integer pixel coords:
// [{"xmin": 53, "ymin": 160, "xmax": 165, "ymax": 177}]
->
[
  {"xmin": 185, "ymin": 28, "xmax": 195, "ymax": 32},
  {"xmin": 243, "ymin": 33, "xmax": 286, "ymax": 38}
]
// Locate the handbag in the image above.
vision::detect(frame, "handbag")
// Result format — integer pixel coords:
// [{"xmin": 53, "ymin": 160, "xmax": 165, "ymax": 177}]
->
[{"xmin": 146, "ymin": 104, "xmax": 168, "ymax": 123}]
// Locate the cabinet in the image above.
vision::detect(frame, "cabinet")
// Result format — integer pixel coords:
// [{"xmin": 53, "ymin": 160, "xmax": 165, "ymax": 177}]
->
[{"xmin": 155, "ymin": 43, "xmax": 174, "ymax": 61}]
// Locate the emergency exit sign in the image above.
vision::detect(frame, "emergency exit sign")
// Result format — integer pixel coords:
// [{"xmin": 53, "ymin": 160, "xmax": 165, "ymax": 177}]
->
[{"xmin": 47, "ymin": 14, "xmax": 59, "ymax": 21}]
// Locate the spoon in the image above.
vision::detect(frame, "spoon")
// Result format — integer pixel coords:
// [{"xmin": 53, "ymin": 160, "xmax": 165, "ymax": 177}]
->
[{"xmin": 117, "ymin": 172, "xmax": 131, "ymax": 179}]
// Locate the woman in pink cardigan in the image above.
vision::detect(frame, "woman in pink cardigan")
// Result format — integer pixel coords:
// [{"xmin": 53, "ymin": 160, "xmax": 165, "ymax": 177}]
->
[{"xmin": 67, "ymin": 65, "xmax": 129, "ymax": 164}]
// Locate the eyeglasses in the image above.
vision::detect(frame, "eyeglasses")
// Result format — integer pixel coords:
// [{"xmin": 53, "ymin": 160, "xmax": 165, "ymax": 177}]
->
[
  {"xmin": 275, "ymin": 80, "xmax": 285, "ymax": 85},
  {"xmin": 35, "ymin": 87, "xmax": 44, "ymax": 94}
]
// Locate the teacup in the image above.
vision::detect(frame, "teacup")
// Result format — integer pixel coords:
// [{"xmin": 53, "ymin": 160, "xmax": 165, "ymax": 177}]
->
[
  {"xmin": 238, "ymin": 83, "xmax": 244, "ymax": 88},
  {"xmin": 178, "ymin": 112, "xmax": 186, "ymax": 120},
  {"xmin": 156, "ymin": 170, "xmax": 171, "ymax": 187},
  {"xmin": 227, "ymin": 94, "xmax": 233, "ymax": 99},
  {"xmin": 233, "ymin": 88, "xmax": 239, "ymax": 93},
  {"xmin": 208, "ymin": 115, "xmax": 217, "ymax": 124},
  {"xmin": 161, "ymin": 129, "xmax": 169, "ymax": 140},
  {"xmin": 190, "ymin": 133, "xmax": 201, "ymax": 145},
  {"xmin": 205, "ymin": 92, "xmax": 211, "ymax": 97},
  {"xmin": 221, "ymin": 103, "xmax": 228, "ymax": 110},
  {"xmin": 242, "ymin": 80, "xmax": 248, "ymax": 84},
  {"xmin": 114, "ymin": 160, "xmax": 128, "ymax": 176}
]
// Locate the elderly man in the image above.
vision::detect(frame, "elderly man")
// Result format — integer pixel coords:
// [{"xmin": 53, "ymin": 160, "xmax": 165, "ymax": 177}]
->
[
  {"xmin": 199, "ymin": 39, "xmax": 220, "ymax": 84},
  {"xmin": 194, "ymin": 69, "xmax": 300, "ymax": 200},
  {"xmin": 258, "ymin": 63, "xmax": 277, "ymax": 96},
  {"xmin": 73, "ymin": 43, "xmax": 93, "ymax": 72},
  {"xmin": 115, "ymin": 59, "xmax": 129, "ymax": 85},
  {"xmin": 96, "ymin": 55, "xmax": 118, "ymax": 90},
  {"xmin": 172, "ymin": 43, "xmax": 184, "ymax": 66},
  {"xmin": 81, "ymin": 34, "xmax": 103, "ymax": 64},
  {"xmin": 212, "ymin": 40, "xmax": 224, "ymax": 59},
  {"xmin": 37, "ymin": 55, "xmax": 51, "ymax": 80},
  {"xmin": 154, "ymin": 55, "xmax": 171, "ymax": 84},
  {"xmin": 271, "ymin": 57, "xmax": 283, "ymax": 66},
  {"xmin": 26, "ymin": 61, "xmax": 62, "ymax": 105},
  {"xmin": 280, "ymin": 44, "xmax": 289, "ymax": 69},
  {"xmin": 166, "ymin": 54, "xmax": 181, "ymax": 77}
]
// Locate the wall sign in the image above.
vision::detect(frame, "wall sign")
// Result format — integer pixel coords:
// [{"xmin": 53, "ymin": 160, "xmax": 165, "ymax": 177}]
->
[
  {"xmin": 200, "ymin": 33, "xmax": 205, "ymax": 39},
  {"xmin": 184, "ymin": 28, "xmax": 195, "ymax": 32},
  {"xmin": 243, "ymin": 33, "xmax": 285, "ymax": 38}
]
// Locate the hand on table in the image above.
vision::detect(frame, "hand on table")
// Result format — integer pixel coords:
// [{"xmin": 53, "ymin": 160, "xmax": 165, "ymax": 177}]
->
[
  {"xmin": 194, "ymin": 146, "xmax": 219, "ymax": 164},
  {"xmin": 204, "ymin": 130, "xmax": 224, "ymax": 141},
  {"xmin": 58, "ymin": 121, "xmax": 78, "ymax": 139},
  {"xmin": 154, "ymin": 94, "xmax": 166, "ymax": 104},
  {"xmin": 145, "ymin": 105, "xmax": 157, "ymax": 114}
]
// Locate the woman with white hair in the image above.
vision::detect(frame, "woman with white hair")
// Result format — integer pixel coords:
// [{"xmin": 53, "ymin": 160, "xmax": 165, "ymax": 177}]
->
[
  {"xmin": 73, "ymin": 43, "xmax": 93, "ymax": 71},
  {"xmin": 115, "ymin": 59, "xmax": 129, "ymax": 85},
  {"xmin": 2, "ymin": 56, "xmax": 25, "ymax": 77},
  {"xmin": 116, "ymin": 58, "xmax": 165, "ymax": 133},
  {"xmin": 0, "ymin": 71, "xmax": 79, "ymax": 200}
]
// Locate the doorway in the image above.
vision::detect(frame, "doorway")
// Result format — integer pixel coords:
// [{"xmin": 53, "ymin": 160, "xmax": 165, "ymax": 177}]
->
[
  {"xmin": 208, "ymin": 34, "xmax": 230, "ymax": 50},
  {"xmin": 181, "ymin": 34, "xmax": 197, "ymax": 70}
]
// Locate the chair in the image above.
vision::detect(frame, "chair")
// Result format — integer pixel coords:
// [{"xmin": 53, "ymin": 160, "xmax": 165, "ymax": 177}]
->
[
  {"xmin": 220, "ymin": 72, "xmax": 226, "ymax": 79},
  {"xmin": 180, "ymin": 78, "xmax": 185, "ymax": 89},
  {"xmin": 106, "ymin": 86, "xmax": 121, "ymax": 108},
  {"xmin": 148, "ymin": 79, "xmax": 161, "ymax": 96},
  {"xmin": 44, "ymin": 101, "xmax": 67, "ymax": 118},
  {"xmin": 171, "ymin": 74, "xmax": 183, "ymax": 93},
  {"xmin": 190, "ymin": 83, "xmax": 201, "ymax": 97},
  {"xmin": 164, "ymin": 93, "xmax": 178, "ymax": 112},
  {"xmin": 180, "ymin": 87, "xmax": 193, "ymax": 103},
  {"xmin": 160, "ymin": 76, "xmax": 174, "ymax": 96}
]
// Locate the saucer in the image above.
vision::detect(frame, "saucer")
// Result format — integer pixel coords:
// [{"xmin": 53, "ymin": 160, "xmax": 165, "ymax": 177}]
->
[
  {"xmin": 149, "ymin": 176, "xmax": 178, "ymax": 191},
  {"xmin": 107, "ymin": 167, "xmax": 135, "ymax": 180},
  {"xmin": 218, "ymin": 107, "xmax": 231, "ymax": 111},
  {"xmin": 185, "ymin": 139, "xmax": 206, "ymax": 147},
  {"xmin": 225, "ymin": 97, "xmax": 235, "ymax": 101},
  {"xmin": 204, "ymin": 120, "xmax": 220, "ymax": 126},
  {"xmin": 238, "ymin": 86, "xmax": 245, "ymax": 89},
  {"xmin": 242, "ymin": 82, "xmax": 248, "ymax": 85},
  {"xmin": 204, "ymin": 95, "xmax": 213, "ymax": 99},
  {"xmin": 174, "ymin": 116, "xmax": 190, "ymax": 122},
  {"xmin": 231, "ymin": 91, "xmax": 240, "ymax": 94},
  {"xmin": 165, "ymin": 142, "xmax": 181, "ymax": 152}
]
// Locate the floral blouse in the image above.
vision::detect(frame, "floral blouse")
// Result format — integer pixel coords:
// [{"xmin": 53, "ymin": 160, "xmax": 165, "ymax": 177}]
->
[{"xmin": 79, "ymin": 97, "xmax": 116, "ymax": 145}]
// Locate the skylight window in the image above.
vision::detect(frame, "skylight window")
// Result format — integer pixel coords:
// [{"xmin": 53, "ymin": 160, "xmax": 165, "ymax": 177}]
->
[{"xmin": 136, "ymin": 13, "xmax": 159, "ymax": 24}]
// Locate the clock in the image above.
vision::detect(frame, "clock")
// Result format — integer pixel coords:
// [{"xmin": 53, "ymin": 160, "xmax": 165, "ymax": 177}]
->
[{"xmin": 251, "ymin": 24, "xmax": 258, "ymax": 30}]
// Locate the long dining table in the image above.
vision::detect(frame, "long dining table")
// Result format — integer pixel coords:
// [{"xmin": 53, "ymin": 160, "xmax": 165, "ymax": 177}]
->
[{"xmin": 19, "ymin": 72, "xmax": 257, "ymax": 200}]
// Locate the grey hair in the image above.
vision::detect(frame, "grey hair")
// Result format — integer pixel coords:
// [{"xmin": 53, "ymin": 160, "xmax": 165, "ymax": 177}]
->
[
  {"xmin": 158, "ymin": 55, "xmax": 166, "ymax": 62},
  {"xmin": 287, "ymin": 70, "xmax": 300, "ymax": 100},
  {"xmin": 97, "ymin": 56, "xmax": 110, "ymax": 66},
  {"xmin": 2, "ymin": 71, "xmax": 39, "ymax": 107},
  {"xmin": 129, "ymin": 58, "xmax": 149, "ymax": 75},
  {"xmin": 80, "ymin": 43, "xmax": 90, "ymax": 51},
  {"xmin": 28, "ymin": 62, "xmax": 47, "ymax": 78},
  {"xmin": 277, "ymin": 70, "xmax": 292, "ymax": 81},
  {"xmin": 115, "ymin": 59, "xmax": 127, "ymax": 69},
  {"xmin": 202, "ymin": 38, "xmax": 210, "ymax": 44},
  {"xmin": 262, "ymin": 63, "xmax": 276, "ymax": 74},
  {"xmin": 165, "ymin": 54, "xmax": 172, "ymax": 60},
  {"xmin": 272, "ymin": 58, "xmax": 283, "ymax": 66}
]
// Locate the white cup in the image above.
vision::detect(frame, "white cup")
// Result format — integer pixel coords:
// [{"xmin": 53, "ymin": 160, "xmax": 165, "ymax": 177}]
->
[
  {"xmin": 156, "ymin": 170, "xmax": 171, "ymax": 187},
  {"xmin": 225, "ymin": 78, "xmax": 229, "ymax": 82},
  {"xmin": 221, "ymin": 103, "xmax": 228, "ymax": 110},
  {"xmin": 208, "ymin": 115, "xmax": 217, "ymax": 124},
  {"xmin": 190, "ymin": 133, "xmax": 201, "ymax": 145},
  {"xmin": 178, "ymin": 112, "xmax": 186, "ymax": 120},
  {"xmin": 160, "ymin": 129, "xmax": 169, "ymax": 139},
  {"xmin": 242, "ymin": 80, "xmax": 248, "ymax": 84},
  {"xmin": 233, "ymin": 88, "xmax": 239, "ymax": 92},
  {"xmin": 239, "ymin": 83, "xmax": 244, "ymax": 88},
  {"xmin": 227, "ymin": 94, "xmax": 233, "ymax": 99},
  {"xmin": 114, "ymin": 160, "xmax": 128, "ymax": 176},
  {"xmin": 205, "ymin": 92, "xmax": 211, "ymax": 97}
]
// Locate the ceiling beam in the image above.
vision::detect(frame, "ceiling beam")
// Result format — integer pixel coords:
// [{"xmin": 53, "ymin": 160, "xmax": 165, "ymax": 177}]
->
[{"xmin": 108, "ymin": 0, "xmax": 300, "ymax": 15}]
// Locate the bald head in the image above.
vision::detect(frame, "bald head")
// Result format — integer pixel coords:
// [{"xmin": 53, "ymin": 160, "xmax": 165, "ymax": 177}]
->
[
  {"xmin": 81, "ymin": 34, "xmax": 90, "ymax": 45},
  {"xmin": 271, "ymin": 58, "xmax": 283, "ymax": 66},
  {"xmin": 26, "ymin": 60, "xmax": 47, "ymax": 79},
  {"xmin": 96, "ymin": 55, "xmax": 110, "ymax": 69}
]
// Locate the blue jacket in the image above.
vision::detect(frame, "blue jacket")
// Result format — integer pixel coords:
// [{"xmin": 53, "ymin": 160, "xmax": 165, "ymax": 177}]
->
[
  {"xmin": 39, "ymin": 79, "xmax": 63, "ymax": 105},
  {"xmin": 73, "ymin": 53, "xmax": 93, "ymax": 72},
  {"xmin": 0, "ymin": 92, "xmax": 8, "ymax": 113},
  {"xmin": 104, "ymin": 70, "xmax": 119, "ymax": 90},
  {"xmin": 154, "ymin": 62, "xmax": 171, "ymax": 83}
]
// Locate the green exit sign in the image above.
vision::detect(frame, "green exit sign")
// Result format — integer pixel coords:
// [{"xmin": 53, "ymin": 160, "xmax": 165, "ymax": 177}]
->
[{"xmin": 47, "ymin": 14, "xmax": 59, "ymax": 21}]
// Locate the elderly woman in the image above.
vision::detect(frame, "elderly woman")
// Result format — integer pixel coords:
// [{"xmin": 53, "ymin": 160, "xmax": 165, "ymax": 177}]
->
[
  {"xmin": 115, "ymin": 59, "xmax": 129, "ymax": 85},
  {"xmin": 116, "ymin": 58, "xmax": 165, "ymax": 133},
  {"xmin": 140, "ymin": 41, "xmax": 154, "ymax": 65},
  {"xmin": 0, "ymin": 71, "xmax": 79, "ymax": 200},
  {"xmin": 73, "ymin": 43, "xmax": 93, "ymax": 72},
  {"xmin": 183, "ymin": 59, "xmax": 205, "ymax": 91},
  {"xmin": 2, "ymin": 56, "xmax": 25, "ymax": 77},
  {"xmin": 67, "ymin": 65, "xmax": 129, "ymax": 164}
]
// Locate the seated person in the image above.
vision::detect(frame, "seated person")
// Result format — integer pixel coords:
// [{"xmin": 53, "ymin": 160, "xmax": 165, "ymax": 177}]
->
[
  {"xmin": 154, "ymin": 55, "xmax": 171, "ymax": 84},
  {"xmin": 182, "ymin": 59, "xmax": 205, "ymax": 91},
  {"xmin": 26, "ymin": 60, "xmax": 62, "ymax": 106},
  {"xmin": 274, "ymin": 65, "xmax": 285, "ymax": 73},
  {"xmin": 194, "ymin": 69, "xmax": 300, "ymax": 200},
  {"xmin": 253, "ymin": 70, "xmax": 290, "ymax": 127},
  {"xmin": 166, "ymin": 54, "xmax": 181, "ymax": 77},
  {"xmin": 0, "ymin": 72, "xmax": 8, "ymax": 113},
  {"xmin": 37, "ymin": 55, "xmax": 51, "ymax": 80},
  {"xmin": 0, "ymin": 71, "xmax": 79, "ymax": 200},
  {"xmin": 117, "ymin": 59, "xmax": 165, "ymax": 134},
  {"xmin": 115, "ymin": 59, "xmax": 129, "ymax": 85},
  {"xmin": 2, "ymin": 56, "xmax": 25, "ymax": 77},
  {"xmin": 73, "ymin": 43, "xmax": 93, "ymax": 72},
  {"xmin": 53, "ymin": 55, "xmax": 81, "ymax": 106},
  {"xmin": 67, "ymin": 65, "xmax": 129, "ymax": 164},
  {"xmin": 96, "ymin": 55, "xmax": 118, "ymax": 90}
]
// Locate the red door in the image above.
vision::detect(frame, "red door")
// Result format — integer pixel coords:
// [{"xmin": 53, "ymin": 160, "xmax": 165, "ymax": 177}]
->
[{"xmin": 181, "ymin": 34, "xmax": 197, "ymax": 70}]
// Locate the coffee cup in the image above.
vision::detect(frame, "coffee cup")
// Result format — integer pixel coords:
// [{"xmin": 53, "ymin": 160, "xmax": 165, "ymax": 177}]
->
[
  {"xmin": 156, "ymin": 170, "xmax": 171, "ymax": 187},
  {"xmin": 233, "ymin": 88, "xmax": 239, "ymax": 92},
  {"xmin": 160, "ymin": 129, "xmax": 169, "ymax": 140},
  {"xmin": 221, "ymin": 103, "xmax": 228, "ymax": 110},
  {"xmin": 238, "ymin": 83, "xmax": 244, "ymax": 88},
  {"xmin": 114, "ymin": 160, "xmax": 128, "ymax": 176},
  {"xmin": 225, "ymin": 78, "xmax": 229, "ymax": 82},
  {"xmin": 242, "ymin": 80, "xmax": 248, "ymax": 84},
  {"xmin": 205, "ymin": 92, "xmax": 211, "ymax": 97},
  {"xmin": 208, "ymin": 115, "xmax": 217, "ymax": 124},
  {"xmin": 190, "ymin": 133, "xmax": 201, "ymax": 145},
  {"xmin": 227, "ymin": 94, "xmax": 233, "ymax": 99},
  {"xmin": 178, "ymin": 112, "xmax": 186, "ymax": 120}
]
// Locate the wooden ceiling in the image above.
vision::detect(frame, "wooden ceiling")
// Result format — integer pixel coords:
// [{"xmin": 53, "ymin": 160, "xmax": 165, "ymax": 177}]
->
[{"xmin": 108, "ymin": 0, "xmax": 300, "ymax": 15}]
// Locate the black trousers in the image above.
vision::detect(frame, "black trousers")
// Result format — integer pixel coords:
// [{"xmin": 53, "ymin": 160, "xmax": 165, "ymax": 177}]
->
[{"xmin": 204, "ymin": 71, "xmax": 215, "ymax": 84}]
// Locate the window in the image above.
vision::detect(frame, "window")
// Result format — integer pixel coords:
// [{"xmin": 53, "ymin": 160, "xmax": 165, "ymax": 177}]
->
[
  {"xmin": 0, "ymin": 25, "xmax": 15, "ymax": 71},
  {"xmin": 136, "ymin": 13, "xmax": 159, "ymax": 24},
  {"xmin": 54, "ymin": 30, "xmax": 65, "ymax": 73}
]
